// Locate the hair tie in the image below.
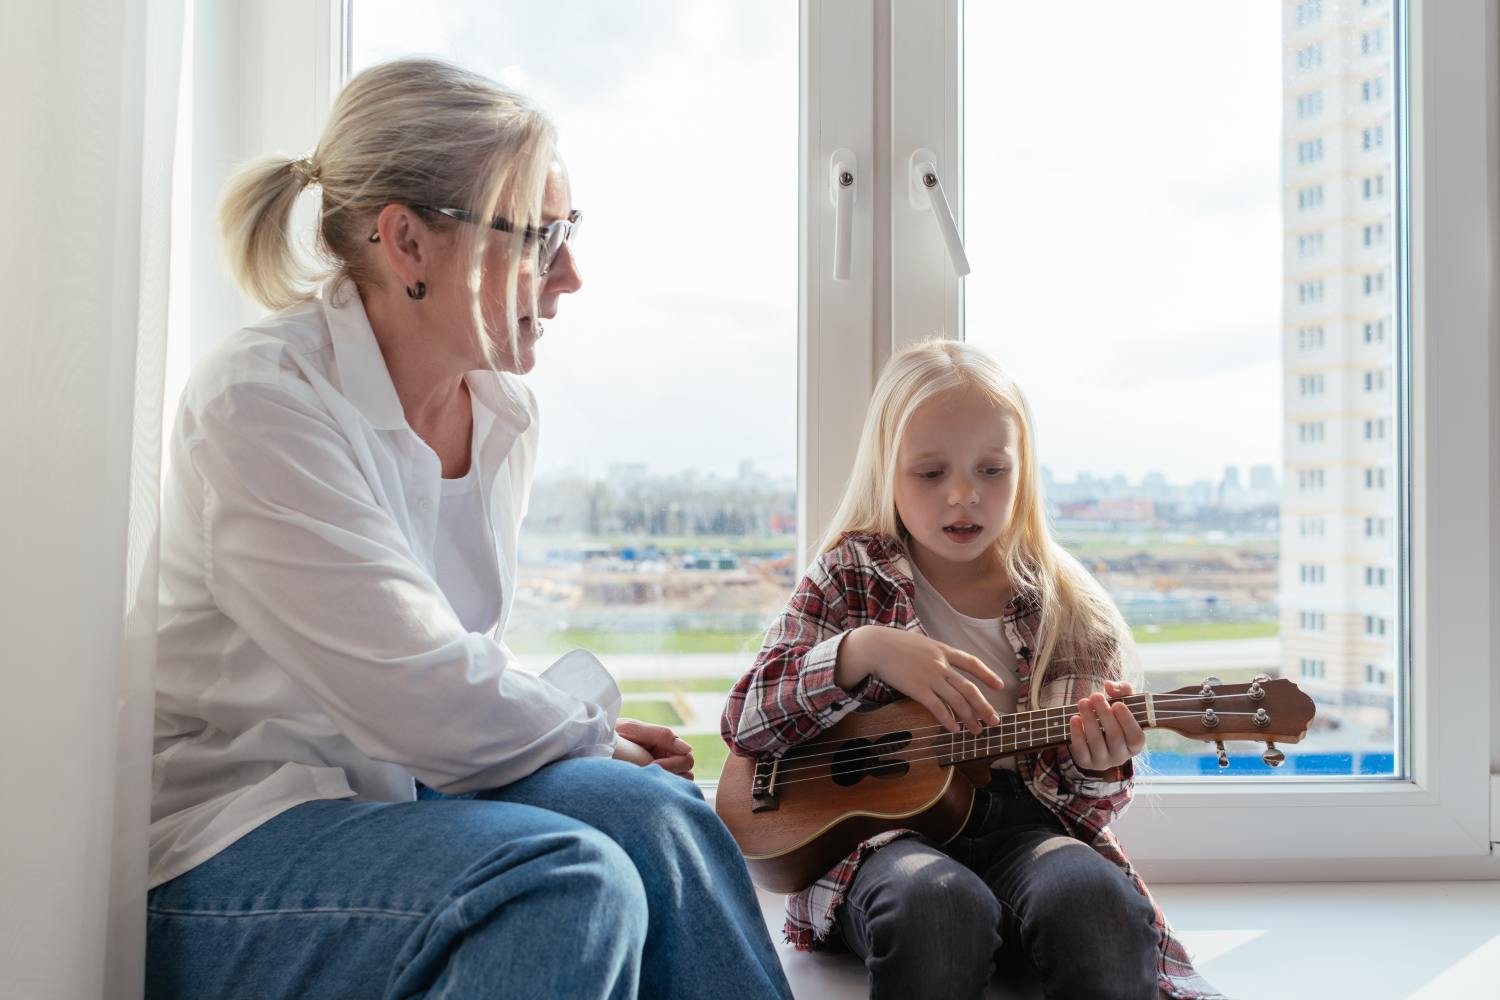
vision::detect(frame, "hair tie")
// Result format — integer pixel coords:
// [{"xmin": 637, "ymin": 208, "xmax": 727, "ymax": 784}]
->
[{"xmin": 291, "ymin": 156, "xmax": 321, "ymax": 188}]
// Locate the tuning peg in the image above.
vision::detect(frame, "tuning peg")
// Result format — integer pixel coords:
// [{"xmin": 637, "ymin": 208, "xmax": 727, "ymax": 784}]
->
[
  {"xmin": 1214, "ymin": 740, "xmax": 1229, "ymax": 768},
  {"xmin": 1262, "ymin": 741, "xmax": 1285, "ymax": 768},
  {"xmin": 1252, "ymin": 673, "xmax": 1271, "ymax": 684},
  {"xmin": 1201, "ymin": 675, "xmax": 1223, "ymax": 688},
  {"xmin": 1247, "ymin": 681, "xmax": 1266, "ymax": 702}
]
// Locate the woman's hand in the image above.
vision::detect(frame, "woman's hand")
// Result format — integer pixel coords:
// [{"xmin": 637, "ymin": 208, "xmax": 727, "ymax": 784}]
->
[
  {"xmin": 1068, "ymin": 680, "xmax": 1146, "ymax": 775},
  {"xmin": 613, "ymin": 718, "xmax": 695, "ymax": 780},
  {"xmin": 836, "ymin": 625, "xmax": 1005, "ymax": 735}
]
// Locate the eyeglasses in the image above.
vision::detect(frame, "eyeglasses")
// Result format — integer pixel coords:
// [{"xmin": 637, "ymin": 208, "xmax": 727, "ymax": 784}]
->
[{"xmin": 368, "ymin": 206, "xmax": 582, "ymax": 275}]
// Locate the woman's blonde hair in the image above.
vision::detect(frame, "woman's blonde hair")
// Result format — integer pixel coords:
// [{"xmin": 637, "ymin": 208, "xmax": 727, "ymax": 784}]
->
[
  {"xmin": 820, "ymin": 337, "xmax": 1139, "ymax": 703},
  {"xmin": 218, "ymin": 57, "xmax": 555, "ymax": 367}
]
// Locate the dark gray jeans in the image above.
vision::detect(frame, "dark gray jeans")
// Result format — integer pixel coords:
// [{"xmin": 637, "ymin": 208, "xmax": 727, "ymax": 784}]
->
[{"xmin": 833, "ymin": 768, "xmax": 1160, "ymax": 1000}]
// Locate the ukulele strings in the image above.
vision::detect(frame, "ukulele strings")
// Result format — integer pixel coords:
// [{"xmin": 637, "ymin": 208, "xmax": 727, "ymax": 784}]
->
[
  {"xmin": 765, "ymin": 693, "xmax": 1251, "ymax": 764},
  {"xmin": 758, "ymin": 711, "xmax": 1275, "ymax": 787}
]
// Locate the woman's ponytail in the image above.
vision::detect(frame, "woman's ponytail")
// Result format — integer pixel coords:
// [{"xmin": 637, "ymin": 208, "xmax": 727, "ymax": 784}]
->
[{"xmin": 218, "ymin": 156, "xmax": 321, "ymax": 310}]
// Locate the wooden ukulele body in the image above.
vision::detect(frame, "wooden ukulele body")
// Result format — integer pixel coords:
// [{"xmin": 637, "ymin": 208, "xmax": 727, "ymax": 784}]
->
[{"xmin": 716, "ymin": 700, "xmax": 993, "ymax": 893}]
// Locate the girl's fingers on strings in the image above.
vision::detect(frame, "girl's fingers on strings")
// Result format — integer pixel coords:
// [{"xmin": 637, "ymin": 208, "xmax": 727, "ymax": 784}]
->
[
  {"xmin": 942, "ymin": 673, "xmax": 999, "ymax": 732},
  {"xmin": 1076, "ymin": 697, "xmax": 1111, "ymax": 766},
  {"xmin": 918, "ymin": 691, "xmax": 961, "ymax": 734},
  {"xmin": 942, "ymin": 643, "xmax": 1005, "ymax": 689},
  {"xmin": 1111, "ymin": 700, "xmax": 1147, "ymax": 754},
  {"xmin": 1067, "ymin": 713, "xmax": 1094, "ymax": 769}
]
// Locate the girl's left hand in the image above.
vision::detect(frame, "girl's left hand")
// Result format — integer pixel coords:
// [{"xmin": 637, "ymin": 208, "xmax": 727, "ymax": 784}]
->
[
  {"xmin": 1068, "ymin": 680, "xmax": 1147, "ymax": 775},
  {"xmin": 615, "ymin": 718, "xmax": 695, "ymax": 780}
]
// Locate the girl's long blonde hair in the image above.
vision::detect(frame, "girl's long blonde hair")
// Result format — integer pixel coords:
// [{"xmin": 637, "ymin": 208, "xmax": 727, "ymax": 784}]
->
[
  {"xmin": 820, "ymin": 338, "xmax": 1139, "ymax": 703},
  {"xmin": 217, "ymin": 57, "xmax": 554, "ymax": 368}
]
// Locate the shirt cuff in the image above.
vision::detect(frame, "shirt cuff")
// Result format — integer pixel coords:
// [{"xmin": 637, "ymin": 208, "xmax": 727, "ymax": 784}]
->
[
  {"xmin": 539, "ymin": 649, "xmax": 622, "ymax": 721},
  {"xmin": 795, "ymin": 631, "xmax": 865, "ymax": 729}
]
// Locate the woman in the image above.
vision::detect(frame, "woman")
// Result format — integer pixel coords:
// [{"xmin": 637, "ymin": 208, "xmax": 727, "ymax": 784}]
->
[{"xmin": 147, "ymin": 57, "xmax": 792, "ymax": 1000}]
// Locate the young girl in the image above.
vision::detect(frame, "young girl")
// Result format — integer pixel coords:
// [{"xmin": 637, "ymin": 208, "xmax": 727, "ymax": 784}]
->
[{"xmin": 722, "ymin": 339, "xmax": 1222, "ymax": 999}]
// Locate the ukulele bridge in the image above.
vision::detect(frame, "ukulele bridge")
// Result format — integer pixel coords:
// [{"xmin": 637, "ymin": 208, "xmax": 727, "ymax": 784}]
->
[{"xmin": 750, "ymin": 757, "xmax": 781, "ymax": 812}]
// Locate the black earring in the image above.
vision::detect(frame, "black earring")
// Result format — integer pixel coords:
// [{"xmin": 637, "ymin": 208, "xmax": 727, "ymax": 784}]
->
[{"xmin": 406, "ymin": 281, "xmax": 426, "ymax": 301}]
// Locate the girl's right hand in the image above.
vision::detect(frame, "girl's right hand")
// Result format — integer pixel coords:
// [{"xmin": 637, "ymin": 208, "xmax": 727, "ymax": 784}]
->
[{"xmin": 835, "ymin": 625, "xmax": 1005, "ymax": 735}]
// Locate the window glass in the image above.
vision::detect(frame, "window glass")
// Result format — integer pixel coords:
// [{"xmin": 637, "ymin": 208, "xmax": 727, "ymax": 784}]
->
[
  {"xmin": 964, "ymin": 0, "xmax": 1401, "ymax": 777},
  {"xmin": 351, "ymin": 1, "xmax": 799, "ymax": 781}
]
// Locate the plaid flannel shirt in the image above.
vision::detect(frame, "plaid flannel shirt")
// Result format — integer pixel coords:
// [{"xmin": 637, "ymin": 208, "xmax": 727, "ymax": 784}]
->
[{"xmin": 720, "ymin": 532, "xmax": 1225, "ymax": 1000}]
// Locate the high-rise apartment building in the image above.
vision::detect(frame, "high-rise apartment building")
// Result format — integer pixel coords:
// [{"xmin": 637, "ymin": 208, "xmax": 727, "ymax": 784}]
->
[{"xmin": 1281, "ymin": 0, "xmax": 1396, "ymax": 735}]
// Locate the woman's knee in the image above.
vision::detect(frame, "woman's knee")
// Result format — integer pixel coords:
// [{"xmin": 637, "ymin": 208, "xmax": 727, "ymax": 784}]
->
[
  {"xmin": 462, "ymin": 822, "xmax": 649, "ymax": 936},
  {"xmin": 545, "ymin": 826, "xmax": 650, "ymax": 925}
]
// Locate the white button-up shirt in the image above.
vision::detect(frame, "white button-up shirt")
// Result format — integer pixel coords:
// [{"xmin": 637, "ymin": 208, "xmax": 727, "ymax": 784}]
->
[{"xmin": 150, "ymin": 281, "xmax": 619, "ymax": 888}]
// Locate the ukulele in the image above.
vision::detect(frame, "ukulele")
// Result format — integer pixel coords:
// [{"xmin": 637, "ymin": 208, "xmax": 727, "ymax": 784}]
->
[{"xmin": 715, "ymin": 675, "xmax": 1316, "ymax": 893}]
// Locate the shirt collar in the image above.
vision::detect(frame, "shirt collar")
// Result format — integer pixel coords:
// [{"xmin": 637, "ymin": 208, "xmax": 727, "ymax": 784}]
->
[{"xmin": 322, "ymin": 279, "xmax": 408, "ymax": 431}]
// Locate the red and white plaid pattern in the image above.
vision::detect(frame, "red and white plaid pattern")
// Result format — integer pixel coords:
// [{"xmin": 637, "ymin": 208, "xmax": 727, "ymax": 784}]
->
[{"xmin": 721, "ymin": 532, "xmax": 1225, "ymax": 999}]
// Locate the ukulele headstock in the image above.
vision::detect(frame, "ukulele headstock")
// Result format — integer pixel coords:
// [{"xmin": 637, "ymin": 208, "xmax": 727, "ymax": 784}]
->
[{"xmin": 1151, "ymin": 675, "xmax": 1315, "ymax": 769}]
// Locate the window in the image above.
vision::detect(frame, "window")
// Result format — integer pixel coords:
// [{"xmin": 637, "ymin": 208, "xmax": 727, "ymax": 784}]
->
[
  {"xmin": 1297, "ymin": 279, "xmax": 1325, "ymax": 303},
  {"xmin": 1365, "ymin": 615, "xmax": 1388, "ymax": 637},
  {"xmin": 1297, "ymin": 231, "xmax": 1324, "ymax": 256},
  {"xmin": 1295, "ymin": 0, "xmax": 1323, "ymax": 27},
  {"xmin": 1364, "ymin": 566, "xmax": 1388, "ymax": 587},
  {"xmin": 1297, "ymin": 373, "xmax": 1326, "ymax": 396},
  {"xmin": 1297, "ymin": 468, "xmax": 1326, "ymax": 490},
  {"xmin": 1364, "ymin": 368, "xmax": 1388, "ymax": 391},
  {"xmin": 1299, "ymin": 563, "xmax": 1326, "ymax": 584},
  {"xmin": 1361, "ymin": 76, "xmax": 1385, "ymax": 103},
  {"xmin": 1297, "ymin": 421, "xmax": 1326, "ymax": 444},
  {"xmin": 1299, "ymin": 516, "xmax": 1326, "ymax": 537},
  {"xmin": 1296, "ymin": 137, "xmax": 1325, "ymax": 164},
  {"xmin": 1363, "ymin": 271, "xmax": 1386, "ymax": 295},
  {"xmin": 253, "ymin": 0, "xmax": 1494, "ymax": 880},
  {"xmin": 1300, "ymin": 610, "xmax": 1326, "ymax": 631},
  {"xmin": 1363, "ymin": 319, "xmax": 1387, "ymax": 343},
  {"xmin": 1363, "ymin": 418, "xmax": 1387, "ymax": 441},
  {"xmin": 1362, "ymin": 28, "xmax": 1383, "ymax": 55},
  {"xmin": 1362, "ymin": 222, "xmax": 1385, "ymax": 246},
  {"xmin": 350, "ymin": 0, "xmax": 798, "ymax": 783},
  {"xmin": 1363, "ymin": 467, "xmax": 1389, "ymax": 490},
  {"xmin": 1361, "ymin": 125, "xmax": 1385, "ymax": 151},
  {"xmin": 1299, "ymin": 657, "xmax": 1327, "ymax": 679},
  {"xmin": 1296, "ymin": 91, "xmax": 1324, "ymax": 118},
  {"xmin": 1297, "ymin": 326, "xmax": 1325, "ymax": 350},
  {"xmin": 1297, "ymin": 184, "xmax": 1325, "ymax": 210},
  {"xmin": 1296, "ymin": 43, "xmax": 1324, "ymax": 71}
]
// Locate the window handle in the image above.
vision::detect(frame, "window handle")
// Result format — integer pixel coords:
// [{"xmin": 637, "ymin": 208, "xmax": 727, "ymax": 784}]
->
[
  {"xmin": 830, "ymin": 148, "xmax": 856, "ymax": 281},
  {"xmin": 909, "ymin": 148, "xmax": 971, "ymax": 277}
]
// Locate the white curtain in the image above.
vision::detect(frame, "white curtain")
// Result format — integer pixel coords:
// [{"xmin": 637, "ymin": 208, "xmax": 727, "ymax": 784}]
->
[{"xmin": 0, "ymin": 1, "xmax": 186, "ymax": 998}]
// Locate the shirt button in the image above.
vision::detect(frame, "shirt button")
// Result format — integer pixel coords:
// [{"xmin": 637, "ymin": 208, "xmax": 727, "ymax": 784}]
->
[{"xmin": 418, "ymin": 498, "xmax": 434, "ymax": 513}]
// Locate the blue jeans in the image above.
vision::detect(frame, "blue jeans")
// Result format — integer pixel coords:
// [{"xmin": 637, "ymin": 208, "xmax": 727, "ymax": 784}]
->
[
  {"xmin": 147, "ymin": 757, "xmax": 792, "ymax": 999},
  {"xmin": 833, "ymin": 769, "xmax": 1159, "ymax": 1000}
]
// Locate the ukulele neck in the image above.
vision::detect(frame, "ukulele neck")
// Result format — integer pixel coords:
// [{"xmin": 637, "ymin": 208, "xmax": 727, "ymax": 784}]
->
[{"xmin": 939, "ymin": 695, "xmax": 1154, "ymax": 765}]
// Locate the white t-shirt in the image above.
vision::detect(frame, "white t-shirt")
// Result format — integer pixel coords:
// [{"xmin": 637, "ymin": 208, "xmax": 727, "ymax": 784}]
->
[
  {"xmin": 435, "ymin": 458, "xmax": 502, "ymax": 635},
  {"xmin": 910, "ymin": 563, "xmax": 1022, "ymax": 770}
]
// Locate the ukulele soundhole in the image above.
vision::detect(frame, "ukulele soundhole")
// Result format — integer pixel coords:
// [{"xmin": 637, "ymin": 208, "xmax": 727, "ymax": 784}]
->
[{"xmin": 830, "ymin": 732, "xmax": 912, "ymax": 787}]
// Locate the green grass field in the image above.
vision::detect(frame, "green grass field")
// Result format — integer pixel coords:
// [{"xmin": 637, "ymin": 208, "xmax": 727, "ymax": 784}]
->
[
  {"xmin": 1131, "ymin": 620, "xmax": 1278, "ymax": 643},
  {"xmin": 682, "ymin": 735, "xmax": 730, "ymax": 782},
  {"xmin": 618, "ymin": 698, "xmax": 684, "ymax": 727}
]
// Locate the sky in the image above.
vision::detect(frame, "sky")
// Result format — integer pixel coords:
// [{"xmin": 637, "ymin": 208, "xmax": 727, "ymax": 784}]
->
[{"xmin": 348, "ymin": 1, "xmax": 1326, "ymax": 485}]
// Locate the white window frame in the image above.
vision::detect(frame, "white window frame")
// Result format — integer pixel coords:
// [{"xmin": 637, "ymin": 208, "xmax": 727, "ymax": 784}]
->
[
  {"xmin": 236, "ymin": 0, "xmax": 1496, "ymax": 877},
  {"xmin": 877, "ymin": 0, "xmax": 1499, "ymax": 878}
]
